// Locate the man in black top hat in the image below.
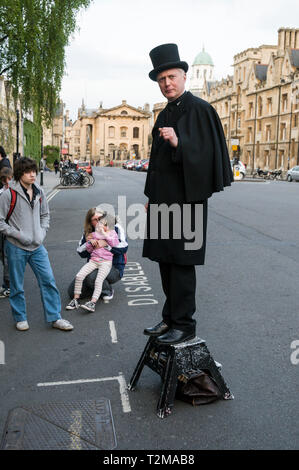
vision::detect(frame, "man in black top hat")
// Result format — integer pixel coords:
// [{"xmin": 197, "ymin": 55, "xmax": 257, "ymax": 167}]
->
[{"xmin": 143, "ymin": 43, "xmax": 233, "ymax": 345}]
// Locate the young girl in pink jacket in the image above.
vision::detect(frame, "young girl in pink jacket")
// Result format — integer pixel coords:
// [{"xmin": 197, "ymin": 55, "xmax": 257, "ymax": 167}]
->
[{"xmin": 66, "ymin": 214, "xmax": 119, "ymax": 312}]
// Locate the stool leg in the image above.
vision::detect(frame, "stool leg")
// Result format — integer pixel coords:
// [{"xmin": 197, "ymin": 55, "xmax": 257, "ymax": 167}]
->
[
  {"xmin": 128, "ymin": 337, "xmax": 154, "ymax": 391},
  {"xmin": 206, "ymin": 358, "xmax": 234, "ymax": 399},
  {"xmin": 156, "ymin": 353, "xmax": 178, "ymax": 419}
]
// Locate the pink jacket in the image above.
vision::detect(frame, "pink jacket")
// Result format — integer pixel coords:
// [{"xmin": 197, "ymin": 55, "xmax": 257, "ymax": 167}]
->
[{"xmin": 86, "ymin": 229, "xmax": 119, "ymax": 262}]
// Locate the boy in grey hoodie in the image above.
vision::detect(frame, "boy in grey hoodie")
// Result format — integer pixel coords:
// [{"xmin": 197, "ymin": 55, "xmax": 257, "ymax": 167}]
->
[{"xmin": 0, "ymin": 157, "xmax": 73, "ymax": 331}]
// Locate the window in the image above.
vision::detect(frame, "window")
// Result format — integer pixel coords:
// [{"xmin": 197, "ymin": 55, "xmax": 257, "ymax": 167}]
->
[
  {"xmin": 258, "ymin": 97, "xmax": 263, "ymax": 117},
  {"xmin": 258, "ymin": 120, "xmax": 262, "ymax": 132},
  {"xmin": 280, "ymin": 123, "xmax": 286, "ymax": 140},
  {"xmin": 120, "ymin": 127, "xmax": 127, "ymax": 138},
  {"xmin": 267, "ymin": 97, "xmax": 272, "ymax": 115},
  {"xmin": 121, "ymin": 110, "xmax": 128, "ymax": 115},
  {"xmin": 248, "ymin": 127, "xmax": 253, "ymax": 143},
  {"xmin": 223, "ymin": 124, "xmax": 228, "ymax": 138},
  {"xmin": 266, "ymin": 125, "xmax": 271, "ymax": 141},
  {"xmin": 133, "ymin": 127, "xmax": 139, "ymax": 138},
  {"xmin": 293, "ymin": 114, "xmax": 298, "ymax": 127},
  {"xmin": 108, "ymin": 126, "xmax": 115, "ymax": 138},
  {"xmin": 249, "ymin": 102, "xmax": 254, "ymax": 118},
  {"xmin": 282, "ymin": 94, "xmax": 288, "ymax": 112}
]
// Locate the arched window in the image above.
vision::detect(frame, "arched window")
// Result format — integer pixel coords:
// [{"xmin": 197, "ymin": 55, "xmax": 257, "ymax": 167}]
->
[
  {"xmin": 121, "ymin": 110, "xmax": 128, "ymax": 115},
  {"xmin": 120, "ymin": 127, "xmax": 128, "ymax": 138},
  {"xmin": 108, "ymin": 126, "xmax": 115, "ymax": 138},
  {"xmin": 258, "ymin": 96, "xmax": 263, "ymax": 117},
  {"xmin": 133, "ymin": 127, "xmax": 139, "ymax": 138}
]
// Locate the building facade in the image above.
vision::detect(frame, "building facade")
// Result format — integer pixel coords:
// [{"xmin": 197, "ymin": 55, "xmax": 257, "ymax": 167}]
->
[
  {"xmin": 189, "ymin": 47, "xmax": 215, "ymax": 97},
  {"xmin": 66, "ymin": 100, "xmax": 151, "ymax": 165},
  {"xmin": 0, "ymin": 76, "xmax": 23, "ymax": 163},
  {"xmin": 201, "ymin": 28, "xmax": 299, "ymax": 171}
]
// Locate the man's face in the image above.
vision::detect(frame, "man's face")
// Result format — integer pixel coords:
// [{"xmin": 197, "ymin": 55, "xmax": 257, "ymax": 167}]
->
[
  {"xmin": 157, "ymin": 68, "xmax": 186, "ymax": 102},
  {"xmin": 20, "ymin": 170, "xmax": 36, "ymax": 186}
]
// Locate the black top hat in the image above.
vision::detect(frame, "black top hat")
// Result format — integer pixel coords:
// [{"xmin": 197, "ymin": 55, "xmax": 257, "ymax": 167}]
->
[{"xmin": 149, "ymin": 43, "xmax": 188, "ymax": 81}]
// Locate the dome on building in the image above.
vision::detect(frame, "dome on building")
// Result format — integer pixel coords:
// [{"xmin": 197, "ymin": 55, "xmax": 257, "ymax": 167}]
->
[{"xmin": 193, "ymin": 47, "xmax": 214, "ymax": 66}]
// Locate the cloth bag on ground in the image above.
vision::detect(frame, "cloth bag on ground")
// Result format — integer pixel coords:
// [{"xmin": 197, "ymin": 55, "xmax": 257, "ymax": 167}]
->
[{"xmin": 176, "ymin": 369, "xmax": 222, "ymax": 405}]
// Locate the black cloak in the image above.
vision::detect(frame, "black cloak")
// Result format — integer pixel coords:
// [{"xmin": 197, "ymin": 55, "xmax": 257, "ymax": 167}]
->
[{"xmin": 142, "ymin": 91, "xmax": 233, "ymax": 265}]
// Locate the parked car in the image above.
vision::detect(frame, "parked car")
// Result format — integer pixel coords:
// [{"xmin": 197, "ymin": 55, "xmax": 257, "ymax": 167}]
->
[
  {"xmin": 126, "ymin": 160, "xmax": 137, "ymax": 170},
  {"xmin": 142, "ymin": 160, "xmax": 149, "ymax": 172},
  {"xmin": 135, "ymin": 159, "xmax": 148, "ymax": 171},
  {"xmin": 77, "ymin": 161, "xmax": 93, "ymax": 175},
  {"xmin": 230, "ymin": 160, "xmax": 246, "ymax": 180},
  {"xmin": 122, "ymin": 160, "xmax": 131, "ymax": 169},
  {"xmin": 287, "ymin": 166, "xmax": 299, "ymax": 182}
]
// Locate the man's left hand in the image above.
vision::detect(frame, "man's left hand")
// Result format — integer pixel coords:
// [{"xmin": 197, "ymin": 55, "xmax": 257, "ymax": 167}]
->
[{"xmin": 159, "ymin": 127, "xmax": 178, "ymax": 148}]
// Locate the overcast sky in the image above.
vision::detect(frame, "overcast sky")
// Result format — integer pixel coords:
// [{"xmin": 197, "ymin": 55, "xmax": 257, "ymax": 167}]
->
[{"xmin": 61, "ymin": 0, "xmax": 299, "ymax": 121}]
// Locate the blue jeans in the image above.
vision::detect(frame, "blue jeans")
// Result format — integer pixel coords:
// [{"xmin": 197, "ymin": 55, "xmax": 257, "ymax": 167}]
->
[{"xmin": 5, "ymin": 240, "xmax": 61, "ymax": 323}]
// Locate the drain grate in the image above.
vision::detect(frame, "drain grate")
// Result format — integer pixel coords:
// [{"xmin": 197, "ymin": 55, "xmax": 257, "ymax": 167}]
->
[{"xmin": 1, "ymin": 399, "xmax": 117, "ymax": 450}]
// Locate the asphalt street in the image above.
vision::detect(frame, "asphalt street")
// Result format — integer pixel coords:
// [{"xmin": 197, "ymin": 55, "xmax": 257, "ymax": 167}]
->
[{"xmin": 0, "ymin": 167, "xmax": 298, "ymax": 450}]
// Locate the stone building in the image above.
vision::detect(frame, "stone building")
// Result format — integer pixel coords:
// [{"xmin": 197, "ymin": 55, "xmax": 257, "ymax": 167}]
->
[
  {"xmin": 43, "ymin": 100, "xmax": 64, "ymax": 150},
  {"xmin": 66, "ymin": 100, "xmax": 151, "ymax": 165},
  {"xmin": 0, "ymin": 76, "xmax": 23, "ymax": 163},
  {"xmin": 189, "ymin": 47, "xmax": 215, "ymax": 97},
  {"xmin": 201, "ymin": 27, "xmax": 299, "ymax": 171}
]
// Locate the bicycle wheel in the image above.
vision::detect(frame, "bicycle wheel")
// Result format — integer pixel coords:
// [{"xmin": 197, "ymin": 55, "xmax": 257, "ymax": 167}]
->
[
  {"xmin": 88, "ymin": 174, "xmax": 95, "ymax": 185},
  {"xmin": 60, "ymin": 176, "xmax": 68, "ymax": 186},
  {"xmin": 82, "ymin": 175, "xmax": 90, "ymax": 187}
]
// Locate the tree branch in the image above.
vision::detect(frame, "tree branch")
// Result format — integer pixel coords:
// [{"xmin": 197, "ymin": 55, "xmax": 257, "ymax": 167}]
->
[
  {"xmin": 0, "ymin": 64, "xmax": 12, "ymax": 75},
  {"xmin": 0, "ymin": 35, "xmax": 8, "ymax": 43}
]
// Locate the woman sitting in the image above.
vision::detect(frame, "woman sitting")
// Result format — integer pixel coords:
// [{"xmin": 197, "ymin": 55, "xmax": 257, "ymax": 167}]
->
[{"xmin": 67, "ymin": 207, "xmax": 128, "ymax": 303}]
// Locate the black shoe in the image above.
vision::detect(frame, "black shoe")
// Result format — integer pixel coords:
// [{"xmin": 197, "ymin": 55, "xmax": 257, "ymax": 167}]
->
[
  {"xmin": 155, "ymin": 328, "xmax": 195, "ymax": 345},
  {"xmin": 144, "ymin": 321, "xmax": 170, "ymax": 336}
]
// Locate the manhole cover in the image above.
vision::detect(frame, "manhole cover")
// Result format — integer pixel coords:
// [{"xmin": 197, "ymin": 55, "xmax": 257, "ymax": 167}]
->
[{"xmin": 1, "ymin": 399, "xmax": 116, "ymax": 450}]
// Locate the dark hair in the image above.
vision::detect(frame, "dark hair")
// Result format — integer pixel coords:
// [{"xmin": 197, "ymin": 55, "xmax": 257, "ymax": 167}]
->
[
  {"xmin": 13, "ymin": 157, "xmax": 38, "ymax": 182},
  {"xmin": 0, "ymin": 167, "xmax": 13, "ymax": 183},
  {"xmin": 0, "ymin": 146, "xmax": 6, "ymax": 159}
]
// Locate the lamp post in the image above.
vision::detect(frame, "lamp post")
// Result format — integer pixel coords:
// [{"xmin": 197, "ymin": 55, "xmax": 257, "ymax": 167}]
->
[{"xmin": 40, "ymin": 126, "xmax": 44, "ymax": 186}]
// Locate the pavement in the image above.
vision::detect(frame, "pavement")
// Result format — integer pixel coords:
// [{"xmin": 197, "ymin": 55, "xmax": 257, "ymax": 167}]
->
[{"xmin": 37, "ymin": 170, "xmax": 61, "ymax": 196}]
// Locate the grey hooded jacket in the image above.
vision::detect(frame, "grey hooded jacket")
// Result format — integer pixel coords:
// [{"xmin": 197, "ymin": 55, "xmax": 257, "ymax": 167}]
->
[{"xmin": 0, "ymin": 180, "xmax": 49, "ymax": 251}]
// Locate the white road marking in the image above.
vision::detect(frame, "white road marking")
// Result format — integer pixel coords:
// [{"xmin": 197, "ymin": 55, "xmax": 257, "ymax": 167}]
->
[
  {"xmin": 37, "ymin": 374, "xmax": 131, "ymax": 413},
  {"xmin": 46, "ymin": 189, "xmax": 60, "ymax": 202},
  {"xmin": 117, "ymin": 373, "xmax": 131, "ymax": 413},
  {"xmin": 109, "ymin": 321, "xmax": 118, "ymax": 344}
]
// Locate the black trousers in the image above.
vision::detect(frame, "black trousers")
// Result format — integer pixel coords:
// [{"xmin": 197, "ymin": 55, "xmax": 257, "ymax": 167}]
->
[{"xmin": 159, "ymin": 262, "xmax": 196, "ymax": 333}]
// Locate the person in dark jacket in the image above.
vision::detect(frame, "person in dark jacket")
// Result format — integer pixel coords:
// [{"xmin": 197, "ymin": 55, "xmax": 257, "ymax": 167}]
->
[
  {"xmin": 0, "ymin": 146, "xmax": 12, "ymax": 190},
  {"xmin": 68, "ymin": 207, "xmax": 128, "ymax": 302},
  {"xmin": 143, "ymin": 43, "xmax": 233, "ymax": 345}
]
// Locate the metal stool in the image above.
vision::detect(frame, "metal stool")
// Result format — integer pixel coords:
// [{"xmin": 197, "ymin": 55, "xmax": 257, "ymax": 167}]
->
[{"xmin": 128, "ymin": 336, "xmax": 234, "ymax": 418}]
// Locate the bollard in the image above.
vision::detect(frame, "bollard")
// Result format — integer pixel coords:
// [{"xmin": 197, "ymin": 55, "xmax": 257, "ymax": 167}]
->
[{"xmin": 40, "ymin": 169, "xmax": 44, "ymax": 186}]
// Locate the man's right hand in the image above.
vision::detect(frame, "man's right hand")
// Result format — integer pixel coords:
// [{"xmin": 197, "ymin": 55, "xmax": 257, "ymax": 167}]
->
[{"xmin": 145, "ymin": 202, "xmax": 149, "ymax": 212}]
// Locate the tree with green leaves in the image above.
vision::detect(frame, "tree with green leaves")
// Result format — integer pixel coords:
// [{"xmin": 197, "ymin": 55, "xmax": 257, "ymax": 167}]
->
[{"xmin": 0, "ymin": 0, "xmax": 92, "ymax": 126}]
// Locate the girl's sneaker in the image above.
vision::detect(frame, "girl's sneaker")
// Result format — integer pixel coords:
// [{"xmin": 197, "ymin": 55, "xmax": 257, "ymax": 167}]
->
[
  {"xmin": 0, "ymin": 287, "xmax": 10, "ymax": 298},
  {"xmin": 81, "ymin": 301, "xmax": 96, "ymax": 313},
  {"xmin": 66, "ymin": 299, "xmax": 80, "ymax": 310}
]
